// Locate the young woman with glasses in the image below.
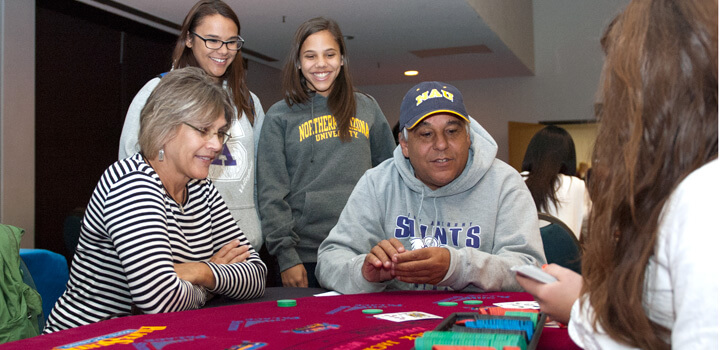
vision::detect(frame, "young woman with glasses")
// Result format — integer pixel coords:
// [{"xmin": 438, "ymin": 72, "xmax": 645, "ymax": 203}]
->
[{"xmin": 118, "ymin": 0, "xmax": 266, "ymax": 250}]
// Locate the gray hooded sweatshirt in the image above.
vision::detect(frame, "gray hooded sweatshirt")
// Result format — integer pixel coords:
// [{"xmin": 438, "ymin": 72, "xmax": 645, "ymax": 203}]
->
[{"xmin": 316, "ymin": 119, "xmax": 546, "ymax": 294}]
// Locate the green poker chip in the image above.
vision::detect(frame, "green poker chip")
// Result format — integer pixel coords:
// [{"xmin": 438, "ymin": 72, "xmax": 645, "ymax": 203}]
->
[
  {"xmin": 438, "ymin": 301, "xmax": 458, "ymax": 306},
  {"xmin": 362, "ymin": 309, "xmax": 383, "ymax": 314},
  {"xmin": 277, "ymin": 299, "xmax": 297, "ymax": 307},
  {"xmin": 463, "ymin": 300, "xmax": 484, "ymax": 305}
]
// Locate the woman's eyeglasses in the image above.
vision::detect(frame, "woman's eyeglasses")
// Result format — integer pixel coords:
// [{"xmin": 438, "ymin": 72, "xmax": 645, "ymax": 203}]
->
[
  {"xmin": 190, "ymin": 31, "xmax": 244, "ymax": 51},
  {"xmin": 183, "ymin": 122, "xmax": 231, "ymax": 144}
]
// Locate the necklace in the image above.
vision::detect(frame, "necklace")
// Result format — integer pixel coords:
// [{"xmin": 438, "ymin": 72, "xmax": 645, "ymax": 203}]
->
[
  {"xmin": 143, "ymin": 154, "xmax": 188, "ymax": 214},
  {"xmin": 161, "ymin": 182, "xmax": 188, "ymax": 214}
]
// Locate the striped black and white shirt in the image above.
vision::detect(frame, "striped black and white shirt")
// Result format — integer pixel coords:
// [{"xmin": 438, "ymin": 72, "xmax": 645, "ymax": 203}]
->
[{"xmin": 44, "ymin": 154, "xmax": 266, "ymax": 333}]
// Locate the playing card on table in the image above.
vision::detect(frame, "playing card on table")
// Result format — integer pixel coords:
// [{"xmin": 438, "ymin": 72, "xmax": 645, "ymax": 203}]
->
[
  {"xmin": 374, "ymin": 311, "xmax": 443, "ymax": 322},
  {"xmin": 493, "ymin": 301, "xmax": 540, "ymax": 309}
]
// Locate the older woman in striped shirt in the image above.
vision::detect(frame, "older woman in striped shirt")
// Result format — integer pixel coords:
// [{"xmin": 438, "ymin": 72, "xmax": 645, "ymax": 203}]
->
[{"xmin": 44, "ymin": 67, "xmax": 266, "ymax": 333}]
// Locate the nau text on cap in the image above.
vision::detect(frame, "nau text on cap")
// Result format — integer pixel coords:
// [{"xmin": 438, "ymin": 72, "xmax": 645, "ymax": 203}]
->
[{"xmin": 415, "ymin": 88, "xmax": 454, "ymax": 106}]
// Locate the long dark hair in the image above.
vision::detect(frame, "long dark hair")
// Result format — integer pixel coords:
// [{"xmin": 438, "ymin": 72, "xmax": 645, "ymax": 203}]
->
[
  {"xmin": 583, "ymin": 0, "xmax": 717, "ymax": 348},
  {"xmin": 521, "ymin": 125, "xmax": 577, "ymax": 212},
  {"xmin": 171, "ymin": 0, "xmax": 254, "ymax": 124},
  {"xmin": 281, "ymin": 17, "xmax": 356, "ymax": 142}
]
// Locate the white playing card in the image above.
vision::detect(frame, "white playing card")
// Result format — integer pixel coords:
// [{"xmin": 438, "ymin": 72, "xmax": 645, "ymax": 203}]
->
[
  {"xmin": 374, "ymin": 311, "xmax": 443, "ymax": 322},
  {"xmin": 493, "ymin": 301, "xmax": 540, "ymax": 310}
]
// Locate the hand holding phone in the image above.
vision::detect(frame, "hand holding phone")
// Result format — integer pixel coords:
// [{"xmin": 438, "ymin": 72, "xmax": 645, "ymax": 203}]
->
[{"xmin": 511, "ymin": 265, "xmax": 558, "ymax": 284}]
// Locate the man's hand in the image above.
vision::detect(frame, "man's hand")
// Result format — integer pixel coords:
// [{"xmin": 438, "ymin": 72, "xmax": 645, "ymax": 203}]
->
[
  {"xmin": 281, "ymin": 264, "xmax": 308, "ymax": 287},
  {"xmin": 515, "ymin": 264, "xmax": 582, "ymax": 324},
  {"xmin": 209, "ymin": 240, "xmax": 250, "ymax": 265},
  {"xmin": 362, "ymin": 238, "xmax": 406, "ymax": 283},
  {"xmin": 392, "ymin": 247, "xmax": 450, "ymax": 285}
]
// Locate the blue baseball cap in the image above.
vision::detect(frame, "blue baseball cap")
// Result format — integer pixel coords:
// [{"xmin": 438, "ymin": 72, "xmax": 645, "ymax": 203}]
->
[{"xmin": 399, "ymin": 81, "xmax": 470, "ymax": 131}]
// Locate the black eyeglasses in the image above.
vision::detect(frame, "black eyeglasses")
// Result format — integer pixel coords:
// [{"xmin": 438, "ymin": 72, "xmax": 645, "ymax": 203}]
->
[
  {"xmin": 183, "ymin": 122, "xmax": 231, "ymax": 144},
  {"xmin": 190, "ymin": 31, "xmax": 244, "ymax": 51}
]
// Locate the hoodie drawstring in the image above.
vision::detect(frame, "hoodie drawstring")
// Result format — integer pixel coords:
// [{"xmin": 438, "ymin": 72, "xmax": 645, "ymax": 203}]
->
[
  {"xmin": 413, "ymin": 188, "xmax": 426, "ymax": 240},
  {"xmin": 310, "ymin": 94, "xmax": 315, "ymax": 163},
  {"xmin": 432, "ymin": 197, "xmax": 438, "ymax": 235}
]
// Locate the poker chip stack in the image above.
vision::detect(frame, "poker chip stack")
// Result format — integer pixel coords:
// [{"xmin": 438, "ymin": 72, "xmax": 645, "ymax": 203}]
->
[
  {"xmin": 414, "ymin": 311, "xmax": 545, "ymax": 350},
  {"xmin": 277, "ymin": 299, "xmax": 297, "ymax": 307},
  {"xmin": 414, "ymin": 331, "xmax": 526, "ymax": 350}
]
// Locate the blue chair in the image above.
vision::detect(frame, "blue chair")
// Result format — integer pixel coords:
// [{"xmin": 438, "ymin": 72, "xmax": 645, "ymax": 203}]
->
[
  {"xmin": 18, "ymin": 249, "xmax": 69, "ymax": 321},
  {"xmin": 538, "ymin": 213, "xmax": 582, "ymax": 274}
]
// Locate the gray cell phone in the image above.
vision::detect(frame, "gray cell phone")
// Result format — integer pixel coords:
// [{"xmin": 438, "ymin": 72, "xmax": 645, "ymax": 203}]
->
[{"xmin": 511, "ymin": 265, "xmax": 558, "ymax": 284}]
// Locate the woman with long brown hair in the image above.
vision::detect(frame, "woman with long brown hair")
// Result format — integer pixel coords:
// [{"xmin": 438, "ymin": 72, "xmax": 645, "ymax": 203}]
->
[
  {"xmin": 516, "ymin": 0, "xmax": 718, "ymax": 348},
  {"xmin": 118, "ymin": 0, "xmax": 266, "ymax": 251},
  {"xmin": 257, "ymin": 17, "xmax": 395, "ymax": 288}
]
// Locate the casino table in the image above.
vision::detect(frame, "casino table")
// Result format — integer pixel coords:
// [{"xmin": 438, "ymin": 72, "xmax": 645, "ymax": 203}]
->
[{"xmin": 0, "ymin": 289, "xmax": 581, "ymax": 350}]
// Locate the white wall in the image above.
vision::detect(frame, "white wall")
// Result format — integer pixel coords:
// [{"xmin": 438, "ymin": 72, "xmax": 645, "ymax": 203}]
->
[
  {"xmin": 0, "ymin": 0, "xmax": 35, "ymax": 248},
  {"xmin": 359, "ymin": 0, "xmax": 628, "ymax": 162},
  {"xmin": 468, "ymin": 0, "xmax": 535, "ymax": 73}
]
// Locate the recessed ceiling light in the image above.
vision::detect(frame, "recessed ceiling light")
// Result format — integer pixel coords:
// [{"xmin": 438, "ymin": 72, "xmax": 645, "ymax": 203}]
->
[{"xmin": 404, "ymin": 70, "xmax": 419, "ymax": 76}]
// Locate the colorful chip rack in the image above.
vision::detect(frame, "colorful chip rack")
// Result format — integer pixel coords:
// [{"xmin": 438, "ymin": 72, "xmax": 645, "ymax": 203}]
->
[
  {"xmin": 432, "ymin": 346, "xmax": 521, "ymax": 350},
  {"xmin": 414, "ymin": 312, "xmax": 546, "ymax": 350}
]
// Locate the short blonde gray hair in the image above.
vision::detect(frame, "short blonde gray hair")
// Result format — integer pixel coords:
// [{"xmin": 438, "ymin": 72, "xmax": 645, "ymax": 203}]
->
[{"xmin": 139, "ymin": 66, "xmax": 233, "ymax": 156}]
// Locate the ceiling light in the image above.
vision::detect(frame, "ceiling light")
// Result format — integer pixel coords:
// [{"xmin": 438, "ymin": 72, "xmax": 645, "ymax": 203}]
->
[{"xmin": 404, "ymin": 70, "xmax": 419, "ymax": 76}]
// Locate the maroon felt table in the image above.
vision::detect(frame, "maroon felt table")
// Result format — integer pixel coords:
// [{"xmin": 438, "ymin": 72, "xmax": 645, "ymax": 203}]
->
[{"xmin": 1, "ymin": 290, "xmax": 580, "ymax": 350}]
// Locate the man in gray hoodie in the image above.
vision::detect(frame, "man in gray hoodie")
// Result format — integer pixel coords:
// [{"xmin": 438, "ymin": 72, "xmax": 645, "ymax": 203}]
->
[{"xmin": 316, "ymin": 81, "xmax": 546, "ymax": 294}]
